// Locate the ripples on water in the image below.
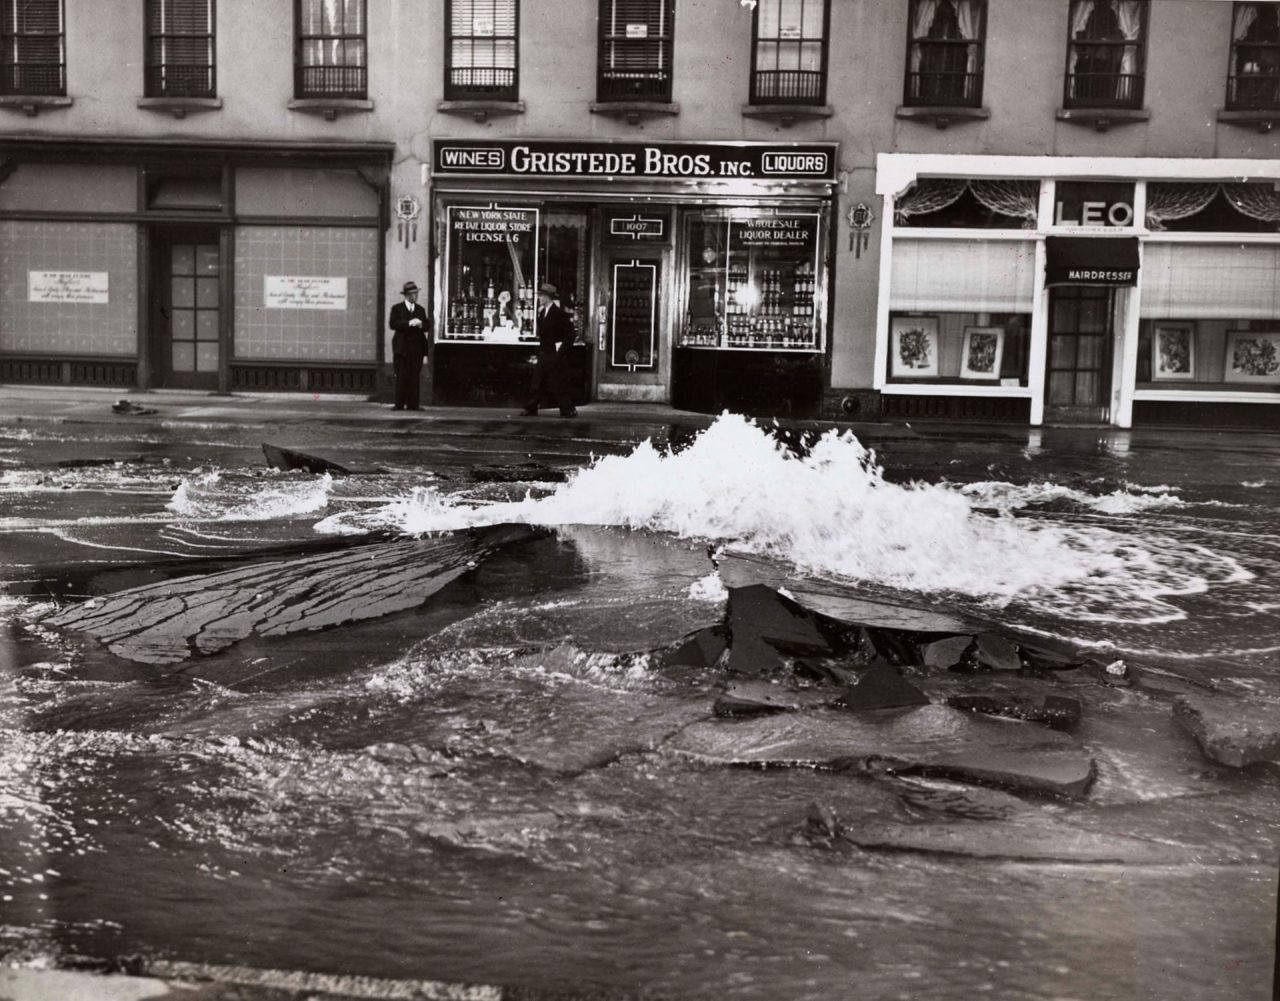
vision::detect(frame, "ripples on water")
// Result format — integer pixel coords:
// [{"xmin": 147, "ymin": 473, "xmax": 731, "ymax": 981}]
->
[{"xmin": 2, "ymin": 413, "xmax": 1278, "ymax": 999}]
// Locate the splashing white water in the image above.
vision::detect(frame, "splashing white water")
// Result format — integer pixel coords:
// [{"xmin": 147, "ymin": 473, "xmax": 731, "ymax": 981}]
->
[
  {"xmin": 313, "ymin": 414, "xmax": 1250, "ymax": 621},
  {"xmin": 959, "ymin": 480, "xmax": 1186, "ymax": 515},
  {"xmin": 169, "ymin": 471, "xmax": 335, "ymax": 522}
]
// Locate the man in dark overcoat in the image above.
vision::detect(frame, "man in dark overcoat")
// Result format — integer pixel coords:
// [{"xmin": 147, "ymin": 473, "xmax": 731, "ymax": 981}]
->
[
  {"xmin": 389, "ymin": 281, "xmax": 428, "ymax": 410},
  {"xmin": 521, "ymin": 282, "xmax": 578, "ymax": 417}
]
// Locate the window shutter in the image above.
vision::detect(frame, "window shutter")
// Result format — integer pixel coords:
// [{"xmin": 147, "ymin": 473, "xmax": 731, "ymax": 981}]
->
[
  {"xmin": 2, "ymin": 0, "xmax": 61, "ymax": 35},
  {"xmin": 890, "ymin": 239, "xmax": 1036, "ymax": 313},
  {"xmin": 1141, "ymin": 243, "xmax": 1280, "ymax": 319},
  {"xmin": 148, "ymin": 0, "xmax": 210, "ymax": 35}
]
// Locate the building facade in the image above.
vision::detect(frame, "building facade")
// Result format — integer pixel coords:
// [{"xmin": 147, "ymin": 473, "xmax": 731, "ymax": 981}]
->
[{"xmin": 2, "ymin": 0, "xmax": 1279, "ymax": 427}]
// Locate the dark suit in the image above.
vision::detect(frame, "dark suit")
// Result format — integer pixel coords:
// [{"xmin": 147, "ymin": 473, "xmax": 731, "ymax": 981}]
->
[
  {"xmin": 526, "ymin": 301, "xmax": 576, "ymax": 415},
  {"xmin": 389, "ymin": 299, "xmax": 428, "ymax": 409}
]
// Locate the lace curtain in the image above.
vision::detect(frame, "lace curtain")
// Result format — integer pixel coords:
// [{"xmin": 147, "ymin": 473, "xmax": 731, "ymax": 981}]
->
[
  {"xmin": 1223, "ymin": 183, "xmax": 1280, "ymax": 221},
  {"xmin": 895, "ymin": 178, "xmax": 1036, "ymax": 226},
  {"xmin": 1145, "ymin": 183, "xmax": 1218, "ymax": 230}
]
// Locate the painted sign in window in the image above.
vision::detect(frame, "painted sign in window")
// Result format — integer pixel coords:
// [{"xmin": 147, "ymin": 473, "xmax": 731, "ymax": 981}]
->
[
  {"xmin": 264, "ymin": 276, "xmax": 348, "ymax": 310},
  {"xmin": 28, "ymin": 271, "xmax": 109, "ymax": 304},
  {"xmin": 1054, "ymin": 181, "xmax": 1136, "ymax": 228},
  {"xmin": 445, "ymin": 203, "xmax": 540, "ymax": 341}
]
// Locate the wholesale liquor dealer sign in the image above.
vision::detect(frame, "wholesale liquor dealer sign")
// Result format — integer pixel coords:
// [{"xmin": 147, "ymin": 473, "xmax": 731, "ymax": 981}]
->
[{"xmin": 432, "ymin": 140, "xmax": 839, "ymax": 183}]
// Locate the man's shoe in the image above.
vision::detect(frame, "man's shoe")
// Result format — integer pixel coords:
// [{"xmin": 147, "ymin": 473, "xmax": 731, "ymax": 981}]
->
[
  {"xmin": 559, "ymin": 409, "xmax": 578, "ymax": 418},
  {"xmin": 518, "ymin": 408, "xmax": 538, "ymax": 416},
  {"xmin": 391, "ymin": 405, "xmax": 404, "ymax": 411},
  {"xmin": 407, "ymin": 406, "xmax": 421, "ymax": 411}
]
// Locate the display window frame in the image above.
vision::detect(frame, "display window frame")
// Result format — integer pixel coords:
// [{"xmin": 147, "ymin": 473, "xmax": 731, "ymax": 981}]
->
[
  {"xmin": 439, "ymin": 201, "xmax": 542, "ymax": 345},
  {"xmin": 678, "ymin": 206, "xmax": 826, "ymax": 353}
]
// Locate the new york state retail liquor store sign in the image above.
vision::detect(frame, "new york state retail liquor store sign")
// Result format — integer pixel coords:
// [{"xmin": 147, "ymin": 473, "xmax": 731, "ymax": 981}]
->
[{"xmin": 432, "ymin": 140, "xmax": 839, "ymax": 183}]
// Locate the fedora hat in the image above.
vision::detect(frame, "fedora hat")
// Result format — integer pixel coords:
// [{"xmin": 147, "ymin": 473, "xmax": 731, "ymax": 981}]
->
[
  {"xmin": 538, "ymin": 282, "xmax": 558, "ymax": 297},
  {"xmin": 401, "ymin": 281, "xmax": 420, "ymax": 295}
]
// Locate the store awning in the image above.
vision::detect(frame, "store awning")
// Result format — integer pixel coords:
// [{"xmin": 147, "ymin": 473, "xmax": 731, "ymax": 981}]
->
[{"xmin": 1045, "ymin": 236, "xmax": 1139, "ymax": 287}]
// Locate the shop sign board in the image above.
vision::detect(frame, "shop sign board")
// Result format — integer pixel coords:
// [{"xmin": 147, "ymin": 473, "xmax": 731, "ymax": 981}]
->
[
  {"xmin": 733, "ymin": 215, "xmax": 817, "ymax": 246},
  {"xmin": 432, "ymin": 140, "xmax": 839, "ymax": 183},
  {"xmin": 28, "ymin": 270, "xmax": 109, "ymax": 303},
  {"xmin": 1044, "ymin": 236, "xmax": 1139, "ymax": 287},
  {"xmin": 1053, "ymin": 180, "xmax": 1136, "ymax": 228},
  {"xmin": 264, "ymin": 276, "xmax": 348, "ymax": 310}
]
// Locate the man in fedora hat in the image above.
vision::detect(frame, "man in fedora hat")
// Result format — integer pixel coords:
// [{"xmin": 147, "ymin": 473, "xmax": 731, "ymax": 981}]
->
[
  {"xmin": 389, "ymin": 280, "xmax": 428, "ymax": 411},
  {"xmin": 521, "ymin": 282, "xmax": 577, "ymax": 417}
]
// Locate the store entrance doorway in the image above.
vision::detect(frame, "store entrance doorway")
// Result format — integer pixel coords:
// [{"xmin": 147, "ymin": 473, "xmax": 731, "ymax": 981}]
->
[
  {"xmin": 1046, "ymin": 285, "xmax": 1114, "ymax": 423},
  {"xmin": 595, "ymin": 248, "xmax": 670, "ymax": 403},
  {"xmin": 151, "ymin": 227, "xmax": 222, "ymax": 390}
]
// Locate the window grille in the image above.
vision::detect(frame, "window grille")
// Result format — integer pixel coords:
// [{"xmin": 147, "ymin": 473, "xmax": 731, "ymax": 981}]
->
[
  {"xmin": 904, "ymin": 0, "xmax": 985, "ymax": 108},
  {"xmin": 1063, "ymin": 0, "xmax": 1147, "ymax": 109},
  {"xmin": 1227, "ymin": 2, "xmax": 1280, "ymax": 110},
  {"xmin": 0, "ymin": 0, "xmax": 64, "ymax": 96},
  {"xmin": 597, "ymin": 0, "xmax": 674, "ymax": 103},
  {"xmin": 146, "ymin": 0, "xmax": 215, "ymax": 98},
  {"xmin": 446, "ymin": 0, "xmax": 518, "ymax": 100},
  {"xmin": 750, "ymin": 0, "xmax": 829, "ymax": 105},
  {"xmin": 296, "ymin": 0, "xmax": 366, "ymax": 99}
]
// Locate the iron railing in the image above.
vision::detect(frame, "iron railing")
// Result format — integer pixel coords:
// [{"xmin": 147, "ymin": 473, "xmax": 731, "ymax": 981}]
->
[
  {"xmin": 446, "ymin": 66, "xmax": 517, "ymax": 102},
  {"xmin": 750, "ymin": 69, "xmax": 824, "ymax": 105},
  {"xmin": 295, "ymin": 64, "xmax": 366, "ymax": 99},
  {"xmin": 1064, "ymin": 70, "xmax": 1144, "ymax": 108},
  {"xmin": 1226, "ymin": 71, "xmax": 1280, "ymax": 110},
  {"xmin": 0, "ymin": 60, "xmax": 63, "ymax": 95},
  {"xmin": 903, "ymin": 70, "xmax": 983, "ymax": 107}
]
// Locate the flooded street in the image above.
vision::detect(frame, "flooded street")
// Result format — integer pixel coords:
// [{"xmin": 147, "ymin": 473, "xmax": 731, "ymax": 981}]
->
[{"xmin": 1, "ymin": 399, "xmax": 1277, "ymax": 1000}]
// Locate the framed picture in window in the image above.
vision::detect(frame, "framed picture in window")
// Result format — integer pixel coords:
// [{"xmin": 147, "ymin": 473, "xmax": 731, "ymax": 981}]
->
[
  {"xmin": 890, "ymin": 315, "xmax": 939, "ymax": 378},
  {"xmin": 1152, "ymin": 323, "xmax": 1195, "ymax": 381},
  {"xmin": 1224, "ymin": 330, "xmax": 1280, "ymax": 384},
  {"xmin": 960, "ymin": 326, "xmax": 1005, "ymax": 380}
]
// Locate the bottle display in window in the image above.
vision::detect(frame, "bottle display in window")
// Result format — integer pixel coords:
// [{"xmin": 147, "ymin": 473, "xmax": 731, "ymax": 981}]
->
[
  {"xmin": 444, "ymin": 205, "xmax": 539, "ymax": 342},
  {"xmin": 680, "ymin": 211, "xmax": 822, "ymax": 351}
]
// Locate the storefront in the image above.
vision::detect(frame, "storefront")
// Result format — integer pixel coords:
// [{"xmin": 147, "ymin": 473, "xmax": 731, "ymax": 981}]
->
[
  {"xmin": 428, "ymin": 139, "xmax": 837, "ymax": 416},
  {"xmin": 0, "ymin": 138, "xmax": 392, "ymax": 395},
  {"xmin": 875, "ymin": 153, "xmax": 1280, "ymax": 428}
]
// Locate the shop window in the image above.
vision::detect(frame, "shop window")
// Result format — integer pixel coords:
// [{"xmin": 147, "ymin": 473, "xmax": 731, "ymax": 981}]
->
[
  {"xmin": 1064, "ymin": 0, "xmax": 1147, "ymax": 109},
  {"xmin": 597, "ymin": 0, "xmax": 674, "ymax": 103},
  {"xmin": 440, "ymin": 204, "xmax": 588, "ymax": 345},
  {"xmin": 681, "ymin": 210, "xmax": 823, "ymax": 351},
  {"xmin": 894, "ymin": 178, "xmax": 1038, "ymax": 229},
  {"xmin": 1147, "ymin": 182, "xmax": 1280, "ymax": 233},
  {"xmin": 295, "ymin": 0, "xmax": 366, "ymax": 99},
  {"xmin": 1227, "ymin": 3, "xmax": 1280, "ymax": 110},
  {"xmin": 1139, "ymin": 242, "xmax": 1280, "ymax": 392},
  {"xmin": 146, "ymin": 0, "xmax": 215, "ymax": 98},
  {"xmin": 0, "ymin": 0, "xmax": 64, "ymax": 96},
  {"xmin": 887, "ymin": 311, "xmax": 1030, "ymax": 384},
  {"xmin": 446, "ymin": 0, "xmax": 518, "ymax": 101},
  {"xmin": 904, "ymin": 0, "xmax": 985, "ymax": 108},
  {"xmin": 749, "ymin": 0, "xmax": 829, "ymax": 105}
]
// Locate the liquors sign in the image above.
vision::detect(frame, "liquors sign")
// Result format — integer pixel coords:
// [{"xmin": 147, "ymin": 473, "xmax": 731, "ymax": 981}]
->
[{"xmin": 432, "ymin": 140, "xmax": 839, "ymax": 183}]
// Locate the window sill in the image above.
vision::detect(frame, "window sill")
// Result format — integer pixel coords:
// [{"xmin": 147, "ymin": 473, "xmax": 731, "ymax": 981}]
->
[
  {"xmin": 589, "ymin": 101, "xmax": 678, "ymax": 125},
  {"xmin": 895, "ymin": 104, "xmax": 989, "ymax": 129},
  {"xmin": 137, "ymin": 96, "xmax": 221, "ymax": 119},
  {"xmin": 0, "ymin": 94, "xmax": 72, "ymax": 116},
  {"xmin": 287, "ymin": 97, "xmax": 373, "ymax": 121},
  {"xmin": 1217, "ymin": 108, "xmax": 1280, "ymax": 133},
  {"xmin": 740, "ymin": 104, "xmax": 834, "ymax": 127},
  {"xmin": 1055, "ymin": 107, "xmax": 1149, "ymax": 131},
  {"xmin": 436, "ymin": 99, "xmax": 525, "ymax": 123}
]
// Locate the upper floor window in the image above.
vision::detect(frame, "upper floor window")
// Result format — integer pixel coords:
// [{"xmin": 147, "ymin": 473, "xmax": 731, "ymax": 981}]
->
[
  {"xmin": 146, "ymin": 0, "xmax": 215, "ymax": 98},
  {"xmin": 597, "ymin": 0, "xmax": 674, "ymax": 103},
  {"xmin": 446, "ymin": 0, "xmax": 518, "ymax": 101},
  {"xmin": 904, "ymin": 0, "xmax": 985, "ymax": 108},
  {"xmin": 296, "ymin": 0, "xmax": 366, "ymax": 99},
  {"xmin": 1227, "ymin": 2, "xmax": 1280, "ymax": 110},
  {"xmin": 1, "ymin": 0, "xmax": 64, "ymax": 96},
  {"xmin": 750, "ymin": 0, "xmax": 830, "ymax": 105},
  {"xmin": 1064, "ymin": 0, "xmax": 1147, "ymax": 109}
]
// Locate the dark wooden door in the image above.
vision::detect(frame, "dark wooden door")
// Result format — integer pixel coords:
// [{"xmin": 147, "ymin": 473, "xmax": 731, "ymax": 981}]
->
[
  {"xmin": 1046, "ymin": 285, "xmax": 1113, "ymax": 422},
  {"xmin": 154, "ymin": 230, "xmax": 221, "ymax": 390}
]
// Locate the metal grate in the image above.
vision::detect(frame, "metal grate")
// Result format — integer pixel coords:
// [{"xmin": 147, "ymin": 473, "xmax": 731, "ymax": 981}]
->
[{"xmin": 881, "ymin": 395, "xmax": 1031, "ymax": 422}]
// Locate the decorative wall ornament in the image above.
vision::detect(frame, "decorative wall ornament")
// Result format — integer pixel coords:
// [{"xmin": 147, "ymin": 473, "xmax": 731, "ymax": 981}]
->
[
  {"xmin": 847, "ymin": 201, "xmax": 875, "ymax": 256},
  {"xmin": 395, "ymin": 195, "xmax": 421, "ymax": 248}
]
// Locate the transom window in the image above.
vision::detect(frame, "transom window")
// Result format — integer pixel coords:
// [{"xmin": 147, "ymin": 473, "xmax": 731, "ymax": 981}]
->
[
  {"xmin": 750, "ymin": 0, "xmax": 830, "ymax": 106},
  {"xmin": 904, "ymin": 0, "xmax": 986, "ymax": 108},
  {"xmin": 446, "ymin": 0, "xmax": 518, "ymax": 101},
  {"xmin": 0, "ymin": 0, "xmax": 64, "ymax": 96},
  {"xmin": 1064, "ymin": 0, "xmax": 1148, "ymax": 109},
  {"xmin": 1227, "ymin": 2, "xmax": 1280, "ymax": 111},
  {"xmin": 146, "ymin": 0, "xmax": 215, "ymax": 98},
  {"xmin": 296, "ymin": 0, "xmax": 366, "ymax": 99},
  {"xmin": 597, "ymin": 0, "xmax": 675, "ymax": 103}
]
